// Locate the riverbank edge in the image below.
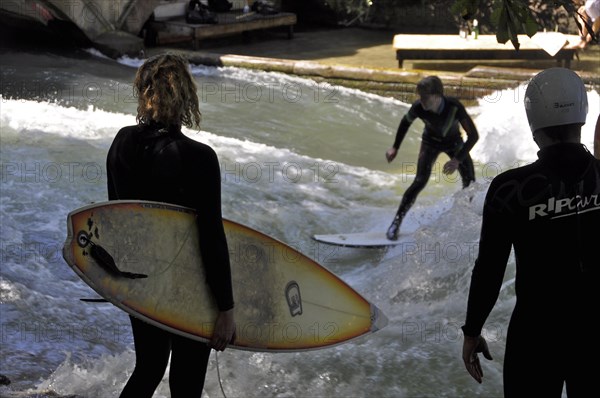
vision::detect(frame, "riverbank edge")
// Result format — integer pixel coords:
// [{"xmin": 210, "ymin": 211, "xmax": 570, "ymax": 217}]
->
[{"xmin": 145, "ymin": 47, "xmax": 600, "ymax": 104}]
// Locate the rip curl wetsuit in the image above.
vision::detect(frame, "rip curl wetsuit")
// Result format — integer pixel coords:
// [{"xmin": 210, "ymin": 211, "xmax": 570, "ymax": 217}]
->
[
  {"xmin": 392, "ymin": 96, "xmax": 478, "ymax": 221},
  {"xmin": 462, "ymin": 143, "xmax": 600, "ymax": 397},
  {"xmin": 107, "ymin": 122, "xmax": 234, "ymax": 397}
]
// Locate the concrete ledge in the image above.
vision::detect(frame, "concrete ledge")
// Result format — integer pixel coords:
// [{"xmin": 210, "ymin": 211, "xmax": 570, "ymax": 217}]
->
[
  {"xmin": 151, "ymin": 12, "xmax": 296, "ymax": 49},
  {"xmin": 393, "ymin": 33, "xmax": 581, "ymax": 68},
  {"xmin": 161, "ymin": 48, "xmax": 599, "ymax": 105},
  {"xmin": 93, "ymin": 30, "xmax": 144, "ymax": 58},
  {"xmin": 187, "ymin": 52, "xmax": 422, "ymax": 82}
]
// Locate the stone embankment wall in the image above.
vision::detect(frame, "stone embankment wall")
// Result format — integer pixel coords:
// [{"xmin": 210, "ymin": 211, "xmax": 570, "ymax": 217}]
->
[
  {"xmin": 183, "ymin": 52, "xmax": 599, "ymax": 105},
  {"xmin": 0, "ymin": 0, "xmax": 162, "ymax": 55}
]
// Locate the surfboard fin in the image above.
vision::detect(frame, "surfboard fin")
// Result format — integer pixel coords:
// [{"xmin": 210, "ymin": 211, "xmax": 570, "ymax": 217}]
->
[{"xmin": 89, "ymin": 241, "xmax": 148, "ymax": 279}]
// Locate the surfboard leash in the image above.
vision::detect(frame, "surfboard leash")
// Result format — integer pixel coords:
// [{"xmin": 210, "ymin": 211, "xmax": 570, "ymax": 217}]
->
[{"xmin": 215, "ymin": 351, "xmax": 228, "ymax": 398}]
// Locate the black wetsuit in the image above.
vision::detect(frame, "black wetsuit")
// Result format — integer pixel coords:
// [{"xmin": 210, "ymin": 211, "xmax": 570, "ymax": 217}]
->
[
  {"xmin": 107, "ymin": 122, "xmax": 233, "ymax": 397},
  {"xmin": 462, "ymin": 143, "xmax": 599, "ymax": 397},
  {"xmin": 392, "ymin": 96, "xmax": 478, "ymax": 220}
]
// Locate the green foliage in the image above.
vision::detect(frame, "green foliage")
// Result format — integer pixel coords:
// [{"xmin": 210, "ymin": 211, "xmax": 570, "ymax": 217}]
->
[
  {"xmin": 453, "ymin": 0, "xmax": 585, "ymax": 49},
  {"xmin": 451, "ymin": 0, "xmax": 480, "ymax": 20},
  {"xmin": 491, "ymin": 0, "xmax": 538, "ymax": 49},
  {"xmin": 454, "ymin": 0, "xmax": 538, "ymax": 49},
  {"xmin": 329, "ymin": 0, "xmax": 590, "ymax": 42}
]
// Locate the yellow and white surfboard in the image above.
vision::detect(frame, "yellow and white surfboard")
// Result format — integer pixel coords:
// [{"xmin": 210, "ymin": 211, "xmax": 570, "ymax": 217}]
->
[{"xmin": 62, "ymin": 200, "xmax": 387, "ymax": 352}]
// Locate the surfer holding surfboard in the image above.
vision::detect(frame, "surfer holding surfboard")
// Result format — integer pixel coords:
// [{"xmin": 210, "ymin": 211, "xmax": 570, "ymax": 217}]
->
[
  {"xmin": 106, "ymin": 54, "xmax": 235, "ymax": 398},
  {"xmin": 385, "ymin": 76, "xmax": 479, "ymax": 240}
]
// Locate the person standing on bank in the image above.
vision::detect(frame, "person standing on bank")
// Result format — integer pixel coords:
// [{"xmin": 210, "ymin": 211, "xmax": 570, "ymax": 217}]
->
[
  {"xmin": 385, "ymin": 76, "xmax": 479, "ymax": 240},
  {"xmin": 461, "ymin": 68, "xmax": 599, "ymax": 396},
  {"xmin": 107, "ymin": 54, "xmax": 236, "ymax": 398}
]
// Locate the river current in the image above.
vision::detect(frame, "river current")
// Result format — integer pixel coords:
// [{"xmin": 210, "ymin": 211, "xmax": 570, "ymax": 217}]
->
[{"xmin": 1, "ymin": 46, "xmax": 598, "ymax": 397}]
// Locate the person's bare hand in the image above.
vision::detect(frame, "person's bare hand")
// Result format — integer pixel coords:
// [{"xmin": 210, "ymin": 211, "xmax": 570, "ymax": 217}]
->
[
  {"xmin": 386, "ymin": 147, "xmax": 398, "ymax": 163},
  {"xmin": 209, "ymin": 309, "xmax": 236, "ymax": 351},
  {"xmin": 462, "ymin": 335, "xmax": 493, "ymax": 383},
  {"xmin": 443, "ymin": 158, "xmax": 460, "ymax": 175}
]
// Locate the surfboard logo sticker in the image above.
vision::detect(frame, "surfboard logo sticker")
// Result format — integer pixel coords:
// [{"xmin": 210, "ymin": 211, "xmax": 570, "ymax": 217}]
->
[{"xmin": 285, "ymin": 281, "xmax": 302, "ymax": 317}]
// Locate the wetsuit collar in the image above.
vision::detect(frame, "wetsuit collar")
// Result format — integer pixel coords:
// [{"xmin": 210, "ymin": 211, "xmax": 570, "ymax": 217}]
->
[
  {"xmin": 435, "ymin": 96, "xmax": 445, "ymax": 114},
  {"xmin": 144, "ymin": 121, "xmax": 182, "ymax": 136},
  {"xmin": 536, "ymin": 142, "xmax": 588, "ymax": 160},
  {"xmin": 537, "ymin": 143, "xmax": 593, "ymax": 182}
]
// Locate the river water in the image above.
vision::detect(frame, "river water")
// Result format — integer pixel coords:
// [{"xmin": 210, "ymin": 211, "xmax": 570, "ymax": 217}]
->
[{"xmin": 1, "ymin": 45, "xmax": 598, "ymax": 398}]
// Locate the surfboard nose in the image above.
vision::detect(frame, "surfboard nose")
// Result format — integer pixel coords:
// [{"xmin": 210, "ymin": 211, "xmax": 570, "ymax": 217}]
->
[{"xmin": 370, "ymin": 303, "xmax": 389, "ymax": 331}]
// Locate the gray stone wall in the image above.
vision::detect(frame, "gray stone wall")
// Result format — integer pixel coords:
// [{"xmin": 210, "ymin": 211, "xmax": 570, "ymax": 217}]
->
[{"xmin": 45, "ymin": 0, "xmax": 162, "ymax": 39}]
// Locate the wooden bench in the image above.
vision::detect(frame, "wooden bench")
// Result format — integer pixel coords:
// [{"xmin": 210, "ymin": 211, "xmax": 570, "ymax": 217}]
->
[
  {"xmin": 150, "ymin": 11, "xmax": 297, "ymax": 50},
  {"xmin": 393, "ymin": 33, "xmax": 580, "ymax": 68}
]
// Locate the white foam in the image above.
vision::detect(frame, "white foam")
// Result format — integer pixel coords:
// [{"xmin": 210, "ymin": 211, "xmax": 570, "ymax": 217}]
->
[
  {"xmin": 83, "ymin": 48, "xmax": 111, "ymax": 60},
  {"xmin": 0, "ymin": 278, "xmax": 22, "ymax": 303},
  {"xmin": 471, "ymin": 87, "xmax": 599, "ymax": 165},
  {"xmin": 0, "ymin": 96, "xmax": 134, "ymax": 140},
  {"xmin": 33, "ymin": 351, "xmax": 147, "ymax": 398}
]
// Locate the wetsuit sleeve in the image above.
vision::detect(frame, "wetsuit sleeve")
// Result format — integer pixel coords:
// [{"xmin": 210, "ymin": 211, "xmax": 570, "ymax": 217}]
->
[
  {"xmin": 106, "ymin": 134, "xmax": 123, "ymax": 201},
  {"xmin": 462, "ymin": 178, "xmax": 513, "ymax": 337},
  {"xmin": 191, "ymin": 146, "xmax": 234, "ymax": 312},
  {"xmin": 107, "ymin": 161, "xmax": 117, "ymax": 200},
  {"xmin": 454, "ymin": 104, "xmax": 479, "ymax": 162},
  {"xmin": 393, "ymin": 105, "xmax": 418, "ymax": 149}
]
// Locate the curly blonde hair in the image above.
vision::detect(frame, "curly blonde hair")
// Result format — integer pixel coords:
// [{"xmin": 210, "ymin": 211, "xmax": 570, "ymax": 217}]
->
[{"xmin": 134, "ymin": 53, "xmax": 201, "ymax": 128}]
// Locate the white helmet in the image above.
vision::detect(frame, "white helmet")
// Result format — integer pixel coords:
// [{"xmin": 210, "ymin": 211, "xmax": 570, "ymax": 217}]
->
[{"xmin": 524, "ymin": 68, "xmax": 588, "ymax": 133}]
